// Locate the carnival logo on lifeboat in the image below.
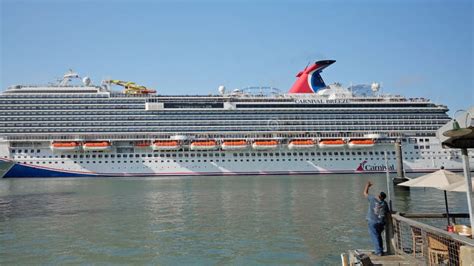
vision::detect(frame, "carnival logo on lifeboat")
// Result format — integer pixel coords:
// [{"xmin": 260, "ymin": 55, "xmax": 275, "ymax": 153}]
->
[
  {"xmin": 288, "ymin": 60, "xmax": 336, "ymax": 94},
  {"xmin": 356, "ymin": 160, "xmax": 396, "ymax": 172}
]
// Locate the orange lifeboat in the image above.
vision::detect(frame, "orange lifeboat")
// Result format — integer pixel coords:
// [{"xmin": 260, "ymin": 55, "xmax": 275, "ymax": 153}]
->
[
  {"xmin": 152, "ymin": 140, "xmax": 180, "ymax": 150},
  {"xmin": 135, "ymin": 141, "xmax": 151, "ymax": 148},
  {"xmin": 318, "ymin": 139, "xmax": 345, "ymax": 148},
  {"xmin": 221, "ymin": 140, "xmax": 248, "ymax": 150},
  {"xmin": 252, "ymin": 140, "xmax": 278, "ymax": 150},
  {"xmin": 348, "ymin": 139, "xmax": 375, "ymax": 148},
  {"xmin": 50, "ymin": 141, "xmax": 80, "ymax": 151},
  {"xmin": 83, "ymin": 141, "xmax": 111, "ymax": 151},
  {"xmin": 288, "ymin": 139, "xmax": 315, "ymax": 149},
  {"xmin": 190, "ymin": 140, "xmax": 217, "ymax": 150}
]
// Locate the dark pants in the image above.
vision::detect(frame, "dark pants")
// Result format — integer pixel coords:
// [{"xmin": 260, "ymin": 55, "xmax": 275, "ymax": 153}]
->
[{"xmin": 368, "ymin": 221, "xmax": 385, "ymax": 255}]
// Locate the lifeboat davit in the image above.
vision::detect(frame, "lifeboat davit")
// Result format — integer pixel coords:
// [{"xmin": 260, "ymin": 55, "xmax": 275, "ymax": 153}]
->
[
  {"xmin": 152, "ymin": 140, "xmax": 180, "ymax": 150},
  {"xmin": 221, "ymin": 140, "xmax": 248, "ymax": 150},
  {"xmin": 135, "ymin": 141, "xmax": 150, "ymax": 148},
  {"xmin": 348, "ymin": 139, "xmax": 375, "ymax": 148},
  {"xmin": 252, "ymin": 140, "xmax": 278, "ymax": 150},
  {"xmin": 318, "ymin": 139, "xmax": 345, "ymax": 148},
  {"xmin": 190, "ymin": 140, "xmax": 217, "ymax": 150},
  {"xmin": 51, "ymin": 141, "xmax": 80, "ymax": 151},
  {"xmin": 83, "ymin": 141, "xmax": 111, "ymax": 151},
  {"xmin": 288, "ymin": 139, "xmax": 315, "ymax": 149}
]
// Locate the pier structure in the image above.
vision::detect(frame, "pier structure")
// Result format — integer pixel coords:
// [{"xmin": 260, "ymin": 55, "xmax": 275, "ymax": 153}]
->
[
  {"xmin": 393, "ymin": 139, "xmax": 409, "ymax": 185},
  {"xmin": 344, "ymin": 213, "xmax": 474, "ymax": 265}
]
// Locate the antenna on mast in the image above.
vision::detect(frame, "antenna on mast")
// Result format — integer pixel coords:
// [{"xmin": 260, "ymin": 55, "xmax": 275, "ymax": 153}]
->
[{"xmin": 304, "ymin": 61, "xmax": 311, "ymax": 70}]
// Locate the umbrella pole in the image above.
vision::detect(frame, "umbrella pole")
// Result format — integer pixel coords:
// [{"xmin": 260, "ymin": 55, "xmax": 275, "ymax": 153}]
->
[
  {"xmin": 461, "ymin": 148, "xmax": 474, "ymax": 230},
  {"xmin": 444, "ymin": 190, "xmax": 450, "ymax": 225}
]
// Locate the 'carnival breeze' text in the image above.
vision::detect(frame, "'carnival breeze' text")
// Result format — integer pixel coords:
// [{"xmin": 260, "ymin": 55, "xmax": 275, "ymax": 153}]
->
[{"xmin": 294, "ymin": 99, "xmax": 349, "ymax": 104}]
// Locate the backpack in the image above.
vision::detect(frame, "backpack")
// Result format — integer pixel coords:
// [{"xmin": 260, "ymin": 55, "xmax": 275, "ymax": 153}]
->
[{"xmin": 373, "ymin": 200, "xmax": 388, "ymax": 221}]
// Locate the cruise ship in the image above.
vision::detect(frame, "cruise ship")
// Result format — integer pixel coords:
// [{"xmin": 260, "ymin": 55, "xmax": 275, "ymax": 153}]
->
[{"xmin": 1, "ymin": 60, "xmax": 472, "ymax": 177}]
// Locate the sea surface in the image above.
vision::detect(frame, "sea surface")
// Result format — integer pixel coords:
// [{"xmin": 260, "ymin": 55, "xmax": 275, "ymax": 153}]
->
[{"xmin": 0, "ymin": 174, "xmax": 469, "ymax": 265}]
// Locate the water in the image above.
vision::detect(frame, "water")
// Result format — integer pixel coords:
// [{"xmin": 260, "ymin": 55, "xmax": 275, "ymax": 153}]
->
[{"xmin": 0, "ymin": 174, "xmax": 469, "ymax": 265}]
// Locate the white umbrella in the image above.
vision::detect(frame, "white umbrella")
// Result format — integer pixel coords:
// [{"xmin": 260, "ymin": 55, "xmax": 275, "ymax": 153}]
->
[
  {"xmin": 398, "ymin": 169, "xmax": 464, "ymax": 225},
  {"xmin": 398, "ymin": 169, "xmax": 464, "ymax": 188},
  {"xmin": 443, "ymin": 178, "xmax": 474, "ymax": 192}
]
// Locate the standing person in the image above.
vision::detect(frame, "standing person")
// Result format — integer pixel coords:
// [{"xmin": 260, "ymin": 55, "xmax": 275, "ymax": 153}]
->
[{"xmin": 363, "ymin": 181, "xmax": 389, "ymax": 256}]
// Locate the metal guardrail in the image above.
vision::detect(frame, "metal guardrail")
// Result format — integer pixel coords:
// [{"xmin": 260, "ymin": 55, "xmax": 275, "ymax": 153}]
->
[{"xmin": 391, "ymin": 213, "xmax": 474, "ymax": 265}]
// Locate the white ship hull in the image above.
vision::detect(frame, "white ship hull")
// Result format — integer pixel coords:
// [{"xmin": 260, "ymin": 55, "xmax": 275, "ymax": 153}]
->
[
  {"xmin": 221, "ymin": 144, "xmax": 248, "ymax": 150},
  {"xmin": 288, "ymin": 144, "xmax": 315, "ymax": 149},
  {"xmin": 2, "ymin": 137, "xmax": 472, "ymax": 178}
]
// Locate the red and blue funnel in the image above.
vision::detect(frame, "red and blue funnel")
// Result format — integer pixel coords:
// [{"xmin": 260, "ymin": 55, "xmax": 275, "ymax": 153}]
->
[{"xmin": 288, "ymin": 60, "xmax": 336, "ymax": 94}]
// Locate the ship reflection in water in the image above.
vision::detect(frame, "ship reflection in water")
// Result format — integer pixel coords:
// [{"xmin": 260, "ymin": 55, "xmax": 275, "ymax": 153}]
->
[{"xmin": 0, "ymin": 174, "xmax": 468, "ymax": 264}]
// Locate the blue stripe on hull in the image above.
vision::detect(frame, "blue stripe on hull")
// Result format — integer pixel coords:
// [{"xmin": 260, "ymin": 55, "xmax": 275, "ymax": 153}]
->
[
  {"xmin": 2, "ymin": 160, "xmax": 469, "ymax": 178},
  {"xmin": 3, "ymin": 163, "xmax": 95, "ymax": 178}
]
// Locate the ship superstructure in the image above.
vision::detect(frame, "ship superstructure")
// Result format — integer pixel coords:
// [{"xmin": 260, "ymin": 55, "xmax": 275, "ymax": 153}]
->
[{"xmin": 0, "ymin": 62, "xmax": 471, "ymax": 177}]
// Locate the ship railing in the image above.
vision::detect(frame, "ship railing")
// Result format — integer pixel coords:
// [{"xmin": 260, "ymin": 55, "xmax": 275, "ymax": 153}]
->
[
  {"xmin": 0, "ymin": 115, "xmax": 448, "ymax": 122},
  {"xmin": 6, "ymin": 85, "xmax": 102, "ymax": 89},
  {"xmin": 0, "ymin": 93, "xmax": 109, "ymax": 99},
  {"xmin": 0, "ymin": 126, "xmax": 441, "ymax": 135},
  {"xmin": 0, "ymin": 122, "xmax": 442, "ymax": 131},
  {"xmin": 390, "ymin": 212, "xmax": 473, "ymax": 265},
  {"xmin": 0, "ymin": 119, "xmax": 449, "ymax": 127},
  {"xmin": 3, "ymin": 131, "xmax": 406, "ymax": 142}
]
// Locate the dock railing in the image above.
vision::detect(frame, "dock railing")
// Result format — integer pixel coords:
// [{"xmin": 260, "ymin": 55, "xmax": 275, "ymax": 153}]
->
[{"xmin": 391, "ymin": 212, "xmax": 474, "ymax": 265}]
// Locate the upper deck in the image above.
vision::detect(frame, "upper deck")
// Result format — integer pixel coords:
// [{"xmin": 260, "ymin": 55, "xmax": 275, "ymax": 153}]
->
[{"xmin": 0, "ymin": 68, "xmax": 450, "ymax": 142}]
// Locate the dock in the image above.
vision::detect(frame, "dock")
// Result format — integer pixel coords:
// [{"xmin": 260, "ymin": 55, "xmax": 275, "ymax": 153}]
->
[
  {"xmin": 342, "ymin": 212, "xmax": 474, "ymax": 265},
  {"xmin": 345, "ymin": 249, "xmax": 419, "ymax": 266}
]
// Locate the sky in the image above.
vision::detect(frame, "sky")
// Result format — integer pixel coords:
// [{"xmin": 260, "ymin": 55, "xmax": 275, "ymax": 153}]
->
[{"xmin": 1, "ymin": 0, "xmax": 473, "ymax": 115}]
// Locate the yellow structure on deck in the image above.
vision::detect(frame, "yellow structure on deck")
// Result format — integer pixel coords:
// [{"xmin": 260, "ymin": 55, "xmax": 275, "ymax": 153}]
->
[{"xmin": 106, "ymin": 80, "xmax": 156, "ymax": 94}]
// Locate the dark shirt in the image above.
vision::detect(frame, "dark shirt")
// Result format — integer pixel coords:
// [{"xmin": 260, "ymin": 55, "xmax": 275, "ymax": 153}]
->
[{"xmin": 366, "ymin": 195, "xmax": 388, "ymax": 223}]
